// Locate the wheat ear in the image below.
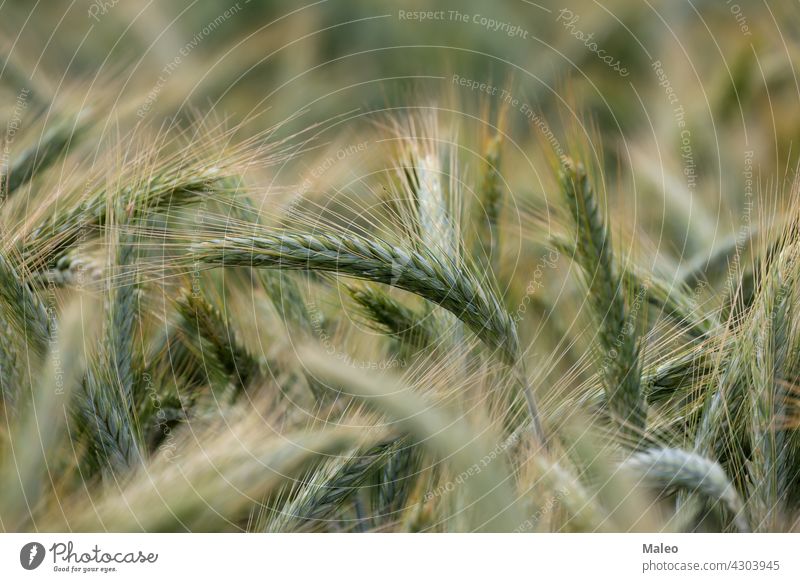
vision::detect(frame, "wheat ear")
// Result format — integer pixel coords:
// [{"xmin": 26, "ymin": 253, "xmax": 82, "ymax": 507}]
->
[
  {"xmin": 73, "ymin": 211, "xmax": 142, "ymax": 475},
  {"xmin": 175, "ymin": 289, "xmax": 260, "ymax": 393},
  {"xmin": 622, "ymin": 447, "xmax": 749, "ymax": 532},
  {"xmin": 0, "ymin": 251, "xmax": 51, "ymax": 358},
  {"xmin": 191, "ymin": 231, "xmax": 545, "ymax": 442},
  {"xmin": 267, "ymin": 440, "xmax": 396, "ymax": 532},
  {"xmin": 559, "ymin": 160, "xmax": 645, "ymax": 436},
  {"xmin": 349, "ymin": 285, "xmax": 434, "ymax": 355},
  {"xmin": 747, "ymin": 248, "xmax": 796, "ymax": 530},
  {"xmin": 191, "ymin": 232, "xmax": 518, "ymax": 362},
  {"xmin": 1, "ymin": 111, "xmax": 90, "ymax": 198}
]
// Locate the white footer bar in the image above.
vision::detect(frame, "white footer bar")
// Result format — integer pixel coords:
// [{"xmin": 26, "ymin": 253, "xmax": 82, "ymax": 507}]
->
[{"xmin": 0, "ymin": 534, "xmax": 796, "ymax": 581}]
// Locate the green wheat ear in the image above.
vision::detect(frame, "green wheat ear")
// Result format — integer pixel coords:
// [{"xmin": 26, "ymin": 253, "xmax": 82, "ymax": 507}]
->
[
  {"xmin": 175, "ymin": 288, "xmax": 261, "ymax": 394},
  {"xmin": 0, "ymin": 250, "xmax": 52, "ymax": 360},
  {"xmin": 266, "ymin": 438, "xmax": 398, "ymax": 532},
  {"xmin": 474, "ymin": 130, "xmax": 505, "ymax": 275},
  {"xmin": 301, "ymin": 347, "xmax": 525, "ymax": 532},
  {"xmin": 552, "ymin": 234, "xmax": 714, "ymax": 339},
  {"xmin": 621, "ymin": 447, "xmax": 749, "ymax": 532},
  {"xmin": 558, "ymin": 158, "xmax": 645, "ymax": 438},
  {"xmin": 348, "ymin": 284, "xmax": 434, "ymax": 357},
  {"xmin": 0, "ymin": 110, "xmax": 92, "ymax": 199},
  {"xmin": 192, "ymin": 232, "xmax": 518, "ymax": 358},
  {"xmin": 73, "ymin": 209, "xmax": 143, "ymax": 476},
  {"xmin": 191, "ymin": 230, "xmax": 546, "ymax": 443}
]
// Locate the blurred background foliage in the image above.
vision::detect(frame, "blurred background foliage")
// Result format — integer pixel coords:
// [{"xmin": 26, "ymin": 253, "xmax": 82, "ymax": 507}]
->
[
  {"xmin": 2, "ymin": 0, "xmax": 800, "ymax": 532},
  {"xmin": 4, "ymin": 0, "xmax": 797, "ymax": 253}
]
